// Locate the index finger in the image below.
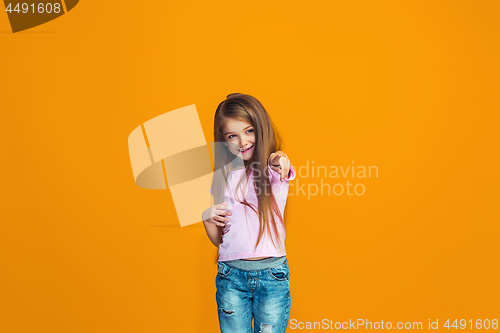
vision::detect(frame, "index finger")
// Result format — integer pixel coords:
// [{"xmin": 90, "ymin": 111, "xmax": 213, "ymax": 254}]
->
[{"xmin": 281, "ymin": 162, "xmax": 290, "ymax": 182}]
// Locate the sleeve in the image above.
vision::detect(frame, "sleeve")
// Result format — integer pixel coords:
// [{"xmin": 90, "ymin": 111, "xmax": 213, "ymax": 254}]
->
[{"xmin": 267, "ymin": 153, "xmax": 296, "ymax": 182}]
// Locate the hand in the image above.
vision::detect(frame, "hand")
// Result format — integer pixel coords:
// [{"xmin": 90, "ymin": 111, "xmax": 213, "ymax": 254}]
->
[
  {"xmin": 270, "ymin": 152, "xmax": 291, "ymax": 182},
  {"xmin": 202, "ymin": 201, "xmax": 232, "ymax": 227}
]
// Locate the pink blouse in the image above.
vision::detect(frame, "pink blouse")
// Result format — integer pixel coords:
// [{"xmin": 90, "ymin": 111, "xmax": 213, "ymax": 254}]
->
[{"xmin": 210, "ymin": 154, "xmax": 296, "ymax": 261}]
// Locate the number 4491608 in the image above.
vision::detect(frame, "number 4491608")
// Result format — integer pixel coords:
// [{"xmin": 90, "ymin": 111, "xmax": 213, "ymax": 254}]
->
[
  {"xmin": 6, "ymin": 3, "xmax": 62, "ymax": 14},
  {"xmin": 444, "ymin": 319, "xmax": 498, "ymax": 329}
]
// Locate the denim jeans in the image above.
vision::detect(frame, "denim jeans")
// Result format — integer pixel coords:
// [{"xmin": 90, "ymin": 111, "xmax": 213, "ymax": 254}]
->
[{"xmin": 215, "ymin": 259, "xmax": 291, "ymax": 333}]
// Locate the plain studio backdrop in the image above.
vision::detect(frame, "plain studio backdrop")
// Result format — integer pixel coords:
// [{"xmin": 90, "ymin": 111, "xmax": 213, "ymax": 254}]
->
[{"xmin": 1, "ymin": 1, "xmax": 499, "ymax": 332}]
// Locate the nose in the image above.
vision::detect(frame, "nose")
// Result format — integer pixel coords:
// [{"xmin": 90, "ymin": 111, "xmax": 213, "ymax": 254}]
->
[{"xmin": 240, "ymin": 138, "xmax": 248, "ymax": 147}]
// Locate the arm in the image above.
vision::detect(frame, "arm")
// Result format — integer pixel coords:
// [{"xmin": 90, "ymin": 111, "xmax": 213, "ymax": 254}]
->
[
  {"xmin": 201, "ymin": 201, "xmax": 230, "ymax": 247},
  {"xmin": 202, "ymin": 219, "xmax": 222, "ymax": 247}
]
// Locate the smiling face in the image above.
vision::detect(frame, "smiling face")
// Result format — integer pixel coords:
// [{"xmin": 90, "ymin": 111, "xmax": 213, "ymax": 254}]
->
[{"xmin": 223, "ymin": 118, "xmax": 256, "ymax": 161}]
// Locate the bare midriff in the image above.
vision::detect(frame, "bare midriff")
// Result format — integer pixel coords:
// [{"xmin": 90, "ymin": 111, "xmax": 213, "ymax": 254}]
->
[{"xmin": 241, "ymin": 256, "xmax": 272, "ymax": 261}]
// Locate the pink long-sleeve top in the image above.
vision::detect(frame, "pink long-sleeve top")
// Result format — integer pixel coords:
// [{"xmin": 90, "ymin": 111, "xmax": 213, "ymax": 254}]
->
[{"xmin": 210, "ymin": 154, "xmax": 296, "ymax": 261}]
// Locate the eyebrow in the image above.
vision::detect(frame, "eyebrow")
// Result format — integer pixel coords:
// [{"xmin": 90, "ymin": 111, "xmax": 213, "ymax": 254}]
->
[{"xmin": 224, "ymin": 125, "xmax": 253, "ymax": 136}]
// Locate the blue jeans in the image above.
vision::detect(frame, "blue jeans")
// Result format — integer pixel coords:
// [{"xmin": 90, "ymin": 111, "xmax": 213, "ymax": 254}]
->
[{"xmin": 215, "ymin": 259, "xmax": 291, "ymax": 333}]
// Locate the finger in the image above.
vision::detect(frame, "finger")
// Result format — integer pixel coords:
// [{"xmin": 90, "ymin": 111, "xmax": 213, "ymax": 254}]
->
[
  {"xmin": 217, "ymin": 202, "xmax": 229, "ymax": 210},
  {"xmin": 284, "ymin": 159, "xmax": 290, "ymax": 171},
  {"xmin": 213, "ymin": 216, "xmax": 227, "ymax": 226},
  {"xmin": 215, "ymin": 214, "xmax": 230, "ymax": 222},
  {"xmin": 216, "ymin": 210, "xmax": 232, "ymax": 216},
  {"xmin": 281, "ymin": 165, "xmax": 289, "ymax": 182},
  {"xmin": 280, "ymin": 157, "xmax": 286, "ymax": 181},
  {"xmin": 280, "ymin": 156, "xmax": 287, "ymax": 167},
  {"xmin": 281, "ymin": 159, "xmax": 290, "ymax": 181},
  {"xmin": 216, "ymin": 215, "xmax": 229, "ymax": 222},
  {"xmin": 212, "ymin": 218, "xmax": 226, "ymax": 227},
  {"xmin": 282, "ymin": 169, "xmax": 288, "ymax": 181}
]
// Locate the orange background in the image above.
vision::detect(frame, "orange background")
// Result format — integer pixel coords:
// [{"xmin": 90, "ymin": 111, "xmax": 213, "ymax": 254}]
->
[{"xmin": 1, "ymin": 1, "xmax": 499, "ymax": 332}]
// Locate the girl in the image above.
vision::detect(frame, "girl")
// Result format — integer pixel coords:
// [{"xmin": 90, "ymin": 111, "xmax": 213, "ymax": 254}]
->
[{"xmin": 202, "ymin": 93, "xmax": 296, "ymax": 333}]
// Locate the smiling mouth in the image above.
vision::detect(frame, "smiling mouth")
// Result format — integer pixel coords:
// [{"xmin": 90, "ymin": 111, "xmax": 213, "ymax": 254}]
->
[{"xmin": 239, "ymin": 144, "xmax": 254, "ymax": 153}]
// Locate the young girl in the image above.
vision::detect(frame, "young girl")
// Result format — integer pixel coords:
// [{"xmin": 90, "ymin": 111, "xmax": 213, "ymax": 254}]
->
[{"xmin": 202, "ymin": 93, "xmax": 296, "ymax": 333}]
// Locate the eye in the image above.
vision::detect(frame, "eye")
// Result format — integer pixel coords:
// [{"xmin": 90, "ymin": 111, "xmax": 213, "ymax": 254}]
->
[
  {"xmin": 228, "ymin": 135, "xmax": 235, "ymax": 139},
  {"xmin": 247, "ymin": 129, "xmax": 254, "ymax": 134}
]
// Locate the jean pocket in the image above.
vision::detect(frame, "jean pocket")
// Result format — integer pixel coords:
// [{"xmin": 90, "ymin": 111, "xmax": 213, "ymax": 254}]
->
[
  {"xmin": 267, "ymin": 264, "xmax": 290, "ymax": 281},
  {"xmin": 217, "ymin": 261, "xmax": 234, "ymax": 278}
]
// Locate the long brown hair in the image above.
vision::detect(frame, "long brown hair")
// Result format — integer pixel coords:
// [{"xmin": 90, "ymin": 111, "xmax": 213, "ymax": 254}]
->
[{"xmin": 210, "ymin": 93, "xmax": 285, "ymax": 263}]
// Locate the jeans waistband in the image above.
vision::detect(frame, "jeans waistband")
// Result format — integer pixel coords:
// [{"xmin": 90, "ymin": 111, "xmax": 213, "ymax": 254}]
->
[{"xmin": 222, "ymin": 256, "xmax": 287, "ymax": 271}]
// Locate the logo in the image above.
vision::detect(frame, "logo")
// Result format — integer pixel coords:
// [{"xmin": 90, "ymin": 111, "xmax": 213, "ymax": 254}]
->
[
  {"xmin": 3, "ymin": 1, "xmax": 78, "ymax": 33},
  {"xmin": 128, "ymin": 104, "xmax": 241, "ymax": 227}
]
